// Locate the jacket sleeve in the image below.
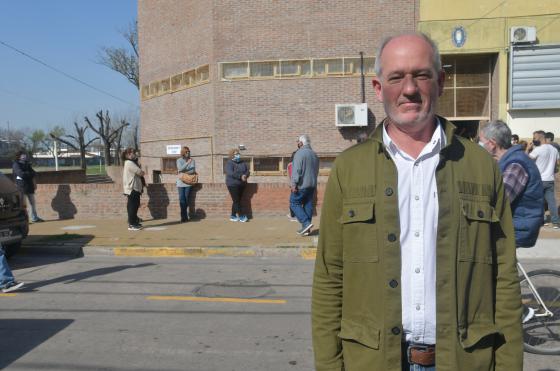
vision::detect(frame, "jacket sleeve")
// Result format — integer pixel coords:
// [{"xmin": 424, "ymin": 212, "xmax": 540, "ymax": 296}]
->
[
  {"xmin": 492, "ymin": 160, "xmax": 523, "ymax": 370},
  {"xmin": 177, "ymin": 158, "xmax": 188, "ymax": 172},
  {"xmin": 312, "ymin": 160, "xmax": 344, "ymax": 371},
  {"xmin": 12, "ymin": 162, "xmax": 23, "ymax": 179},
  {"xmin": 291, "ymin": 152, "xmax": 302, "ymax": 187}
]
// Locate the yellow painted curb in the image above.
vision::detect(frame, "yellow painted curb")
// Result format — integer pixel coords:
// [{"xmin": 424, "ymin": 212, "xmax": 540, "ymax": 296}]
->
[
  {"xmin": 0, "ymin": 293, "xmax": 17, "ymax": 297},
  {"xmin": 301, "ymin": 248, "xmax": 317, "ymax": 260},
  {"xmin": 146, "ymin": 295, "xmax": 286, "ymax": 304}
]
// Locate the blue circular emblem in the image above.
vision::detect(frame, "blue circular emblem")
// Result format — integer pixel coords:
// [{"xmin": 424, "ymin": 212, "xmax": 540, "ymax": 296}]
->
[{"xmin": 452, "ymin": 26, "xmax": 466, "ymax": 48}]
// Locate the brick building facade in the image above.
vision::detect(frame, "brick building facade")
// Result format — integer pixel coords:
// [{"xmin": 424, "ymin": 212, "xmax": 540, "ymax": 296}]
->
[{"xmin": 138, "ymin": 0, "xmax": 419, "ymax": 184}]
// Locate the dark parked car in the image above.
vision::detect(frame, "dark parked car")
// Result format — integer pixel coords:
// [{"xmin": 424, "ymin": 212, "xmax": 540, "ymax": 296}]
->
[{"xmin": 0, "ymin": 172, "xmax": 29, "ymax": 257}]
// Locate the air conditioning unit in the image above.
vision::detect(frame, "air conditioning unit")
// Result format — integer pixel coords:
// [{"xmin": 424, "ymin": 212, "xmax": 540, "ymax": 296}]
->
[
  {"xmin": 510, "ymin": 26, "xmax": 537, "ymax": 44},
  {"xmin": 335, "ymin": 103, "xmax": 368, "ymax": 127}
]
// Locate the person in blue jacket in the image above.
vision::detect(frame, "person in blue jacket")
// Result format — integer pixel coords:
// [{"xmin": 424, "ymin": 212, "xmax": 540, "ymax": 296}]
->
[{"xmin": 225, "ymin": 148, "xmax": 250, "ymax": 222}]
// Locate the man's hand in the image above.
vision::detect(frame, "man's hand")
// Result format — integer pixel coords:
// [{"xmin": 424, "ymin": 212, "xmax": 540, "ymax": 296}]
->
[
  {"xmin": 526, "ymin": 141, "xmax": 534, "ymax": 153},
  {"xmin": 241, "ymin": 174, "xmax": 247, "ymax": 182},
  {"xmin": 291, "ymin": 185, "xmax": 298, "ymax": 193}
]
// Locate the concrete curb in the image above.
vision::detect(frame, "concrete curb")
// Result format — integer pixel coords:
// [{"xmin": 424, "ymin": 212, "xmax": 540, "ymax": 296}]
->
[{"xmin": 20, "ymin": 243, "xmax": 318, "ymax": 259}]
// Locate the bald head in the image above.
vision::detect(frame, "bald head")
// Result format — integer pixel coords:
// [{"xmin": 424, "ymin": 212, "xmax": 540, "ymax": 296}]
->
[{"xmin": 374, "ymin": 33, "xmax": 442, "ymax": 78}]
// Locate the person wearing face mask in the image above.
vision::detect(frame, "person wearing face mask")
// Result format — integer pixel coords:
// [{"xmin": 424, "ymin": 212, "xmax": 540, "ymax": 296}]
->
[
  {"xmin": 479, "ymin": 121, "xmax": 544, "ymax": 246},
  {"xmin": 225, "ymin": 148, "xmax": 250, "ymax": 222},
  {"xmin": 176, "ymin": 146, "xmax": 196, "ymax": 223},
  {"xmin": 526, "ymin": 130, "xmax": 560, "ymax": 228},
  {"xmin": 122, "ymin": 148, "xmax": 145, "ymax": 231},
  {"xmin": 12, "ymin": 149, "xmax": 43, "ymax": 223}
]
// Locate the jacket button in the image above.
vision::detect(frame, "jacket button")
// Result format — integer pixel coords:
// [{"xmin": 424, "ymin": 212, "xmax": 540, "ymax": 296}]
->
[
  {"xmin": 391, "ymin": 327, "xmax": 401, "ymax": 335},
  {"xmin": 388, "ymin": 233, "xmax": 397, "ymax": 242},
  {"xmin": 348, "ymin": 210, "xmax": 355, "ymax": 217},
  {"xmin": 477, "ymin": 210, "xmax": 484, "ymax": 218},
  {"xmin": 389, "ymin": 279, "xmax": 398, "ymax": 288},
  {"xmin": 385, "ymin": 187, "xmax": 393, "ymax": 196}
]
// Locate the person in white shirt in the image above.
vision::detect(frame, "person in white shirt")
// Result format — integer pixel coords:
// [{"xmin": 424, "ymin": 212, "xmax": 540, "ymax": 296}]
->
[{"xmin": 527, "ymin": 130, "xmax": 560, "ymax": 228}]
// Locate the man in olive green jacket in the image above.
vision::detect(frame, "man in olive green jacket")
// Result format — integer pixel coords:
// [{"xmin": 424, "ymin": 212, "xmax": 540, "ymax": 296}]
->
[{"xmin": 312, "ymin": 33, "xmax": 522, "ymax": 371}]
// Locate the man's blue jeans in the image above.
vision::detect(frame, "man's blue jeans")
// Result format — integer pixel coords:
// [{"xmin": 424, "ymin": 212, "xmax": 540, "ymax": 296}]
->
[
  {"xmin": 177, "ymin": 186, "xmax": 192, "ymax": 221},
  {"xmin": 290, "ymin": 187, "xmax": 315, "ymax": 227},
  {"xmin": 543, "ymin": 181, "xmax": 559, "ymax": 224},
  {"xmin": 0, "ymin": 246, "xmax": 15, "ymax": 288}
]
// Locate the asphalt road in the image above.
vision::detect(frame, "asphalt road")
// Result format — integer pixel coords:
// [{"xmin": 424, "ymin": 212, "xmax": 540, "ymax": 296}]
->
[{"xmin": 0, "ymin": 256, "xmax": 557, "ymax": 371}]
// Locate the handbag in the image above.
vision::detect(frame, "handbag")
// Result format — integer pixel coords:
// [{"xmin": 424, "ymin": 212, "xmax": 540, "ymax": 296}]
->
[{"xmin": 180, "ymin": 172, "xmax": 198, "ymax": 185}]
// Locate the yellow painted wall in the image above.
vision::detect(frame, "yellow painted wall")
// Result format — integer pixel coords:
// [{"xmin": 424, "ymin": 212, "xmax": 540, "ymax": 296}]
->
[
  {"xmin": 420, "ymin": 0, "xmax": 560, "ymax": 21},
  {"xmin": 418, "ymin": 1, "xmax": 560, "ymax": 120}
]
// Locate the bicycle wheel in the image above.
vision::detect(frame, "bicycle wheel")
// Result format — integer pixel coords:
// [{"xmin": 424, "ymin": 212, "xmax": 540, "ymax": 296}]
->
[{"xmin": 519, "ymin": 269, "xmax": 560, "ymax": 355}]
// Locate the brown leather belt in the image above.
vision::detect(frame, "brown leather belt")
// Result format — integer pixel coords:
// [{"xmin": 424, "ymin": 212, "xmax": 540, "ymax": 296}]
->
[{"xmin": 406, "ymin": 343, "xmax": 436, "ymax": 366}]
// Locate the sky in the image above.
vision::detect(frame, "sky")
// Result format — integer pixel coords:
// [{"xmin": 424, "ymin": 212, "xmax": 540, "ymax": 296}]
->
[{"xmin": 0, "ymin": 0, "xmax": 138, "ymax": 134}]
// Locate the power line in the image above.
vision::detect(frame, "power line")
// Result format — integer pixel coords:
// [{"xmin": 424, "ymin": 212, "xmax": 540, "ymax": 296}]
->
[{"xmin": 0, "ymin": 39, "xmax": 139, "ymax": 108}]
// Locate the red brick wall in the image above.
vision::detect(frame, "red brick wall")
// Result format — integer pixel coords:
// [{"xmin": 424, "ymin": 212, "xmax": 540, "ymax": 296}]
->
[
  {"xmin": 33, "ymin": 182, "xmax": 326, "ymax": 221},
  {"xmin": 138, "ymin": 0, "xmax": 418, "ymax": 183}
]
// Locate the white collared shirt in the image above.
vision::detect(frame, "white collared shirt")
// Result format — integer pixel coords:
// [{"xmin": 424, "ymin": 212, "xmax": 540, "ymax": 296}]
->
[{"xmin": 382, "ymin": 120, "xmax": 445, "ymax": 345}]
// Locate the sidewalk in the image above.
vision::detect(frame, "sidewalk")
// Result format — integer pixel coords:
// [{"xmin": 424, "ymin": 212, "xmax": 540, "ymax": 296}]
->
[{"xmin": 21, "ymin": 216, "xmax": 559, "ymax": 260}]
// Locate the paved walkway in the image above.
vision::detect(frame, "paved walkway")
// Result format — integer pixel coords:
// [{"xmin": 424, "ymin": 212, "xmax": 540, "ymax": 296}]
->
[{"xmin": 21, "ymin": 216, "xmax": 559, "ymax": 260}]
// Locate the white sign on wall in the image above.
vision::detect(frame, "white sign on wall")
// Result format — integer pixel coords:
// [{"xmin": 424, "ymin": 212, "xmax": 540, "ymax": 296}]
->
[{"xmin": 166, "ymin": 145, "xmax": 182, "ymax": 155}]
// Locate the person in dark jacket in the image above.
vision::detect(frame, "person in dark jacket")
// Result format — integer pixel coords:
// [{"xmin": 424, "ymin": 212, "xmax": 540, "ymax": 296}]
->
[
  {"xmin": 479, "ymin": 120, "xmax": 544, "ymax": 247},
  {"xmin": 12, "ymin": 150, "xmax": 43, "ymax": 223},
  {"xmin": 225, "ymin": 148, "xmax": 250, "ymax": 222}
]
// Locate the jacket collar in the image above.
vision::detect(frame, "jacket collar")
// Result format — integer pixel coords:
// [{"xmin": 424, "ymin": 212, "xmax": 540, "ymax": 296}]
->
[{"xmin": 371, "ymin": 116, "xmax": 457, "ymax": 153}]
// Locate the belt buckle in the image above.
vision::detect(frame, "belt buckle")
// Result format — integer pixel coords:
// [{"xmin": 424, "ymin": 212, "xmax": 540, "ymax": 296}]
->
[{"xmin": 407, "ymin": 343, "xmax": 435, "ymax": 367}]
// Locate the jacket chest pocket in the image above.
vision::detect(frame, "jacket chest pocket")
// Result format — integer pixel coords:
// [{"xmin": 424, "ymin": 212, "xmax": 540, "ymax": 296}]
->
[
  {"xmin": 459, "ymin": 195, "xmax": 499, "ymax": 264},
  {"xmin": 340, "ymin": 199, "xmax": 378, "ymax": 262}
]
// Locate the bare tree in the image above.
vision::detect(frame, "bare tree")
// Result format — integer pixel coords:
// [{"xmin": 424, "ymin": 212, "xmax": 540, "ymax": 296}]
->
[
  {"xmin": 85, "ymin": 110, "xmax": 129, "ymax": 166},
  {"xmin": 98, "ymin": 21, "xmax": 139, "ymax": 89},
  {"xmin": 50, "ymin": 122, "xmax": 99, "ymax": 170},
  {"xmin": 41, "ymin": 126, "xmax": 66, "ymax": 159}
]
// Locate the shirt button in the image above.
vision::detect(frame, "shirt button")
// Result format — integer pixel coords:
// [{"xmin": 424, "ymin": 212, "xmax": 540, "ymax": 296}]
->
[
  {"xmin": 477, "ymin": 210, "xmax": 484, "ymax": 218},
  {"xmin": 414, "ymin": 162, "xmax": 419, "ymax": 167},
  {"xmin": 348, "ymin": 210, "xmax": 355, "ymax": 218},
  {"xmin": 415, "ymin": 268, "xmax": 420, "ymax": 273},
  {"xmin": 414, "ymin": 195, "xmax": 420, "ymax": 201},
  {"xmin": 392, "ymin": 327, "xmax": 401, "ymax": 335},
  {"xmin": 414, "ymin": 231, "xmax": 420, "ymax": 237},
  {"xmin": 416, "ymin": 305, "xmax": 421, "ymax": 311},
  {"xmin": 388, "ymin": 233, "xmax": 397, "ymax": 242},
  {"xmin": 389, "ymin": 279, "xmax": 399, "ymax": 288},
  {"xmin": 385, "ymin": 187, "xmax": 394, "ymax": 196},
  {"xmin": 414, "ymin": 336, "xmax": 420, "ymax": 341}
]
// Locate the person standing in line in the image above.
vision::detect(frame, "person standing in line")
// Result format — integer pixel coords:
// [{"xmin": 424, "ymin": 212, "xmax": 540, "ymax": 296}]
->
[
  {"xmin": 290, "ymin": 135, "xmax": 319, "ymax": 236},
  {"xmin": 312, "ymin": 33, "xmax": 522, "ymax": 371},
  {"xmin": 12, "ymin": 150, "xmax": 43, "ymax": 223},
  {"xmin": 176, "ymin": 146, "xmax": 196, "ymax": 223},
  {"xmin": 479, "ymin": 121, "xmax": 544, "ymax": 324},
  {"xmin": 225, "ymin": 148, "xmax": 250, "ymax": 222},
  {"xmin": 526, "ymin": 130, "xmax": 560, "ymax": 228},
  {"xmin": 122, "ymin": 148, "xmax": 145, "ymax": 231},
  {"xmin": 286, "ymin": 150, "xmax": 298, "ymax": 221},
  {"xmin": 545, "ymin": 132, "xmax": 560, "ymax": 154},
  {"xmin": 511, "ymin": 134, "xmax": 520, "ymax": 145},
  {"xmin": 0, "ymin": 244, "xmax": 24, "ymax": 293}
]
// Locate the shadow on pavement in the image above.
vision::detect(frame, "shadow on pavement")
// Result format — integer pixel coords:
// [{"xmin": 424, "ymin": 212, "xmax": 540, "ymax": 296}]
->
[
  {"xmin": 0, "ymin": 318, "xmax": 73, "ymax": 369},
  {"xmin": 21, "ymin": 263, "xmax": 156, "ymax": 292}
]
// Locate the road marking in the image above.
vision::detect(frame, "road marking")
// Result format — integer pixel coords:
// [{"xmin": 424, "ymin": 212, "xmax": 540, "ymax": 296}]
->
[
  {"xmin": 146, "ymin": 295, "xmax": 286, "ymax": 304},
  {"xmin": 301, "ymin": 248, "xmax": 317, "ymax": 260},
  {"xmin": 0, "ymin": 293, "xmax": 17, "ymax": 297}
]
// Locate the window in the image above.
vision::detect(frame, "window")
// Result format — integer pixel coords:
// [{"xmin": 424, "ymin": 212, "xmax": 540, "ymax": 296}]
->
[
  {"xmin": 280, "ymin": 60, "xmax": 311, "ymax": 77},
  {"xmin": 439, "ymin": 55, "xmax": 491, "ymax": 120},
  {"xmin": 196, "ymin": 65, "xmax": 210, "ymax": 83},
  {"xmin": 171, "ymin": 73, "xmax": 185, "ymax": 91},
  {"xmin": 249, "ymin": 61, "xmax": 279, "ymax": 78},
  {"xmin": 253, "ymin": 157, "xmax": 281, "ymax": 172},
  {"xmin": 159, "ymin": 78, "xmax": 171, "ymax": 95},
  {"xmin": 313, "ymin": 58, "xmax": 344, "ymax": 76},
  {"xmin": 141, "ymin": 84, "xmax": 151, "ymax": 100},
  {"xmin": 162, "ymin": 157, "xmax": 178, "ymax": 174},
  {"xmin": 319, "ymin": 156, "xmax": 336, "ymax": 175},
  {"xmin": 343, "ymin": 57, "xmax": 375, "ymax": 76},
  {"xmin": 149, "ymin": 81, "xmax": 161, "ymax": 97},
  {"xmin": 222, "ymin": 62, "xmax": 249, "ymax": 79},
  {"xmin": 183, "ymin": 70, "xmax": 196, "ymax": 87}
]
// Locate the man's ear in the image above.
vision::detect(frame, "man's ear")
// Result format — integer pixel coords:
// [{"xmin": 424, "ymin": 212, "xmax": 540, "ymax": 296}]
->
[{"xmin": 372, "ymin": 77, "xmax": 383, "ymax": 102}]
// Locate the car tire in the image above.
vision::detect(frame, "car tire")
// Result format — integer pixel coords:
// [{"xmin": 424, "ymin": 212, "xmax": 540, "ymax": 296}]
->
[{"xmin": 4, "ymin": 242, "xmax": 22, "ymax": 259}]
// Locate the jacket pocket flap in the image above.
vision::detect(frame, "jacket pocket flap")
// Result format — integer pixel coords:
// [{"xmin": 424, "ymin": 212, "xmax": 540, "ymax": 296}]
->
[
  {"xmin": 460, "ymin": 199, "xmax": 499, "ymax": 223},
  {"xmin": 338, "ymin": 318, "xmax": 380, "ymax": 349},
  {"xmin": 340, "ymin": 201, "xmax": 375, "ymax": 224},
  {"xmin": 458, "ymin": 323, "xmax": 502, "ymax": 349}
]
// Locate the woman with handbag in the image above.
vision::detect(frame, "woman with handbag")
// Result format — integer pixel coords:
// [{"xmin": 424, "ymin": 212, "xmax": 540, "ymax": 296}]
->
[
  {"xmin": 176, "ymin": 146, "xmax": 196, "ymax": 223},
  {"xmin": 225, "ymin": 148, "xmax": 249, "ymax": 222},
  {"xmin": 122, "ymin": 148, "xmax": 145, "ymax": 231}
]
